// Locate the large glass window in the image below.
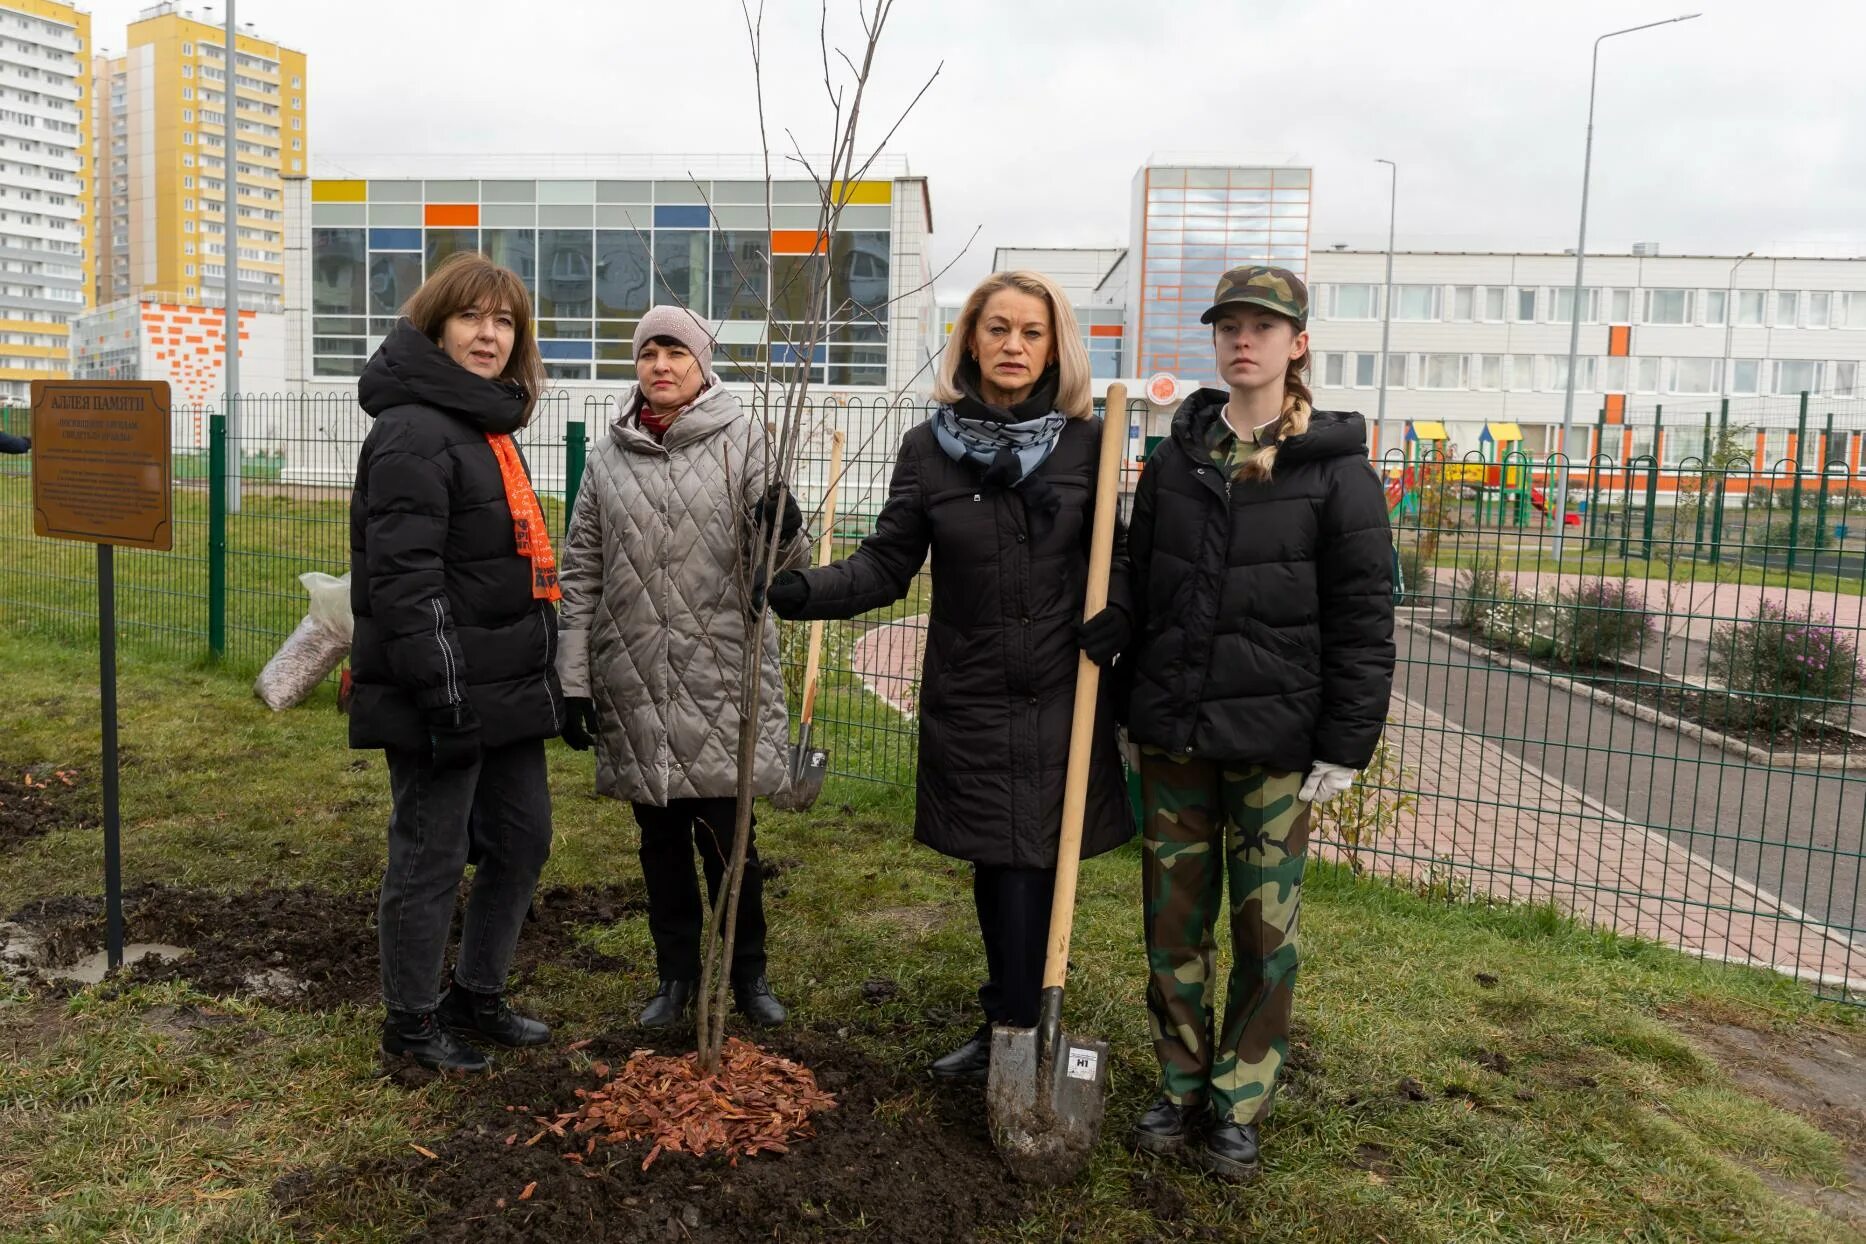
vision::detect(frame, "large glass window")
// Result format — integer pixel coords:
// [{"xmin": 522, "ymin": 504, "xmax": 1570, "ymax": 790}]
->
[
  {"xmin": 367, "ymin": 252, "xmax": 420, "ymax": 318},
  {"xmin": 1729, "ymin": 359, "xmax": 1760, "ymax": 395},
  {"xmin": 1644, "ymin": 289, "xmax": 1692, "ymax": 324},
  {"xmin": 1393, "ymin": 285, "xmax": 1439, "ymax": 321},
  {"xmin": 1353, "ymin": 353, "xmax": 1376, "ymax": 387},
  {"xmin": 1322, "ymin": 353, "xmax": 1344, "ymax": 386},
  {"xmin": 1330, "ymin": 283, "xmax": 1378, "ymax": 319},
  {"xmin": 1509, "ymin": 354, "xmax": 1536, "ymax": 391},
  {"xmin": 595, "ymin": 230, "xmax": 651, "ymax": 319},
  {"xmin": 770, "ymin": 254, "xmax": 826, "ymax": 321},
  {"xmin": 424, "ymin": 228, "xmax": 477, "ymax": 278},
  {"xmin": 1483, "ymin": 287, "xmax": 1506, "ymax": 321},
  {"xmin": 1422, "ymin": 353, "xmax": 1465, "ymax": 389},
  {"xmin": 1774, "ymin": 359, "xmax": 1821, "ymax": 394},
  {"xmin": 1845, "ymin": 292, "xmax": 1866, "ymax": 328},
  {"xmin": 1514, "ymin": 288, "xmax": 1536, "ymax": 322},
  {"xmin": 1833, "ymin": 361, "xmax": 1857, "ymax": 399},
  {"xmin": 830, "ymin": 230, "xmax": 889, "ymax": 323},
  {"xmin": 711, "ymin": 230, "xmax": 768, "ymax": 321},
  {"xmin": 1608, "ymin": 288, "xmax": 1631, "ymax": 322},
  {"xmin": 482, "ymin": 229, "xmax": 536, "ymax": 294},
  {"xmin": 1667, "ymin": 357, "xmax": 1717, "ymax": 394},
  {"xmin": 1701, "ymin": 289, "xmax": 1727, "ymax": 325},
  {"xmin": 1553, "ymin": 287, "xmax": 1599, "ymax": 323},
  {"xmin": 538, "ymin": 229, "xmax": 593, "ymax": 318},
  {"xmin": 1775, "ymin": 291, "xmax": 1799, "ymax": 326},
  {"xmin": 653, "ymin": 229, "xmax": 708, "ymax": 315},
  {"xmin": 311, "ymin": 227, "xmax": 365, "ymax": 316},
  {"xmin": 1477, "ymin": 354, "xmax": 1503, "ymax": 390},
  {"xmin": 1807, "ymin": 291, "xmax": 1832, "ymax": 327},
  {"xmin": 1451, "ymin": 286, "xmax": 1474, "ymax": 321},
  {"xmin": 1735, "ymin": 290, "xmax": 1766, "ymax": 325}
]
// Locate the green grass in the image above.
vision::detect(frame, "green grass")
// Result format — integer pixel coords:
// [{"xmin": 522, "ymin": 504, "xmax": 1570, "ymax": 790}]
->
[{"xmin": 1, "ymin": 639, "xmax": 1863, "ymax": 1242}]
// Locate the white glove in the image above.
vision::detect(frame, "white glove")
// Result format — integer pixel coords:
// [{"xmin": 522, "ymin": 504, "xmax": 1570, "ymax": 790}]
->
[{"xmin": 1299, "ymin": 761, "xmax": 1357, "ymax": 804}]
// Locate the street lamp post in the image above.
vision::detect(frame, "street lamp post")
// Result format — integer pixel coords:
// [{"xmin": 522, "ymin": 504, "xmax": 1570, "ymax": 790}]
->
[
  {"xmin": 1375, "ymin": 158, "xmax": 1397, "ymax": 468},
  {"xmin": 1551, "ymin": 12, "xmax": 1702, "ymax": 559},
  {"xmin": 221, "ymin": 0, "xmax": 242, "ymax": 515}
]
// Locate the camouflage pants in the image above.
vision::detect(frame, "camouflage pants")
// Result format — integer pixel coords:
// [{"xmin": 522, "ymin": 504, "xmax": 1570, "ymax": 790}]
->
[{"xmin": 1139, "ymin": 750, "xmax": 1310, "ymax": 1126}]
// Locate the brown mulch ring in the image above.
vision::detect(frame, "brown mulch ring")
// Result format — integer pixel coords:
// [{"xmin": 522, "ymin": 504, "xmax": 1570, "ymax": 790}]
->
[
  {"xmin": 4, "ymin": 881, "xmax": 644, "ymax": 1010},
  {"xmin": 0, "ymin": 762, "xmax": 93, "ymax": 852},
  {"xmin": 273, "ymin": 1027, "xmax": 1033, "ymax": 1243}
]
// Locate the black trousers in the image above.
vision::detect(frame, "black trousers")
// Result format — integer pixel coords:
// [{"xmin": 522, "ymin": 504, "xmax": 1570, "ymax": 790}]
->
[
  {"xmin": 631, "ymin": 798, "xmax": 767, "ymax": 983},
  {"xmin": 973, "ymin": 864, "xmax": 1057, "ymax": 1029}
]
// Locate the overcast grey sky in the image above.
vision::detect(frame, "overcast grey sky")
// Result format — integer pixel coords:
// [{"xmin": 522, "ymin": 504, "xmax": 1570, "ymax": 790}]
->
[{"xmin": 87, "ymin": 0, "xmax": 1866, "ymax": 295}]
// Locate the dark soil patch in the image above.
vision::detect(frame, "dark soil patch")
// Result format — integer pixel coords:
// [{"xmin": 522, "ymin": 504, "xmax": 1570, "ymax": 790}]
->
[
  {"xmin": 1438, "ymin": 622, "xmax": 1861, "ymax": 757},
  {"xmin": 6, "ymin": 881, "xmax": 644, "ymax": 1010},
  {"xmin": 0, "ymin": 762, "xmax": 94, "ymax": 852},
  {"xmin": 274, "ymin": 1026, "xmax": 1031, "ymax": 1242}
]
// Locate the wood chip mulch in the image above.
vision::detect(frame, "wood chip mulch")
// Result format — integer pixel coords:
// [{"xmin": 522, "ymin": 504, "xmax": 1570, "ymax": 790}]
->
[{"xmin": 536, "ymin": 1037, "xmax": 837, "ymax": 1171}]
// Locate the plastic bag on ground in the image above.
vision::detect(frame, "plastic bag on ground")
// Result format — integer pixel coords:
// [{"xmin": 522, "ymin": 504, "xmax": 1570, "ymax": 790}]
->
[{"xmin": 254, "ymin": 572, "xmax": 353, "ymax": 711}]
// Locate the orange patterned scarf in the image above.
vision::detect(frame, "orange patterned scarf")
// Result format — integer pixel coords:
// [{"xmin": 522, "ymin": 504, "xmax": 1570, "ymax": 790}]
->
[{"xmin": 486, "ymin": 433, "xmax": 561, "ymax": 602}]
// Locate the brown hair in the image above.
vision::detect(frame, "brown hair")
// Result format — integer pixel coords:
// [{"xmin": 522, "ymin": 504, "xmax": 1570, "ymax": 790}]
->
[
  {"xmin": 1226, "ymin": 319, "xmax": 1312, "ymax": 481},
  {"xmin": 400, "ymin": 251, "xmax": 546, "ymax": 423},
  {"xmin": 933, "ymin": 269, "xmax": 1092, "ymax": 419}
]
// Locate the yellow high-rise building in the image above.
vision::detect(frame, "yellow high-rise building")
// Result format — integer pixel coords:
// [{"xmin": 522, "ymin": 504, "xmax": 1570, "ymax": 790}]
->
[
  {"xmin": 0, "ymin": 0, "xmax": 91, "ymax": 403},
  {"xmin": 93, "ymin": 3, "xmax": 305, "ymax": 311}
]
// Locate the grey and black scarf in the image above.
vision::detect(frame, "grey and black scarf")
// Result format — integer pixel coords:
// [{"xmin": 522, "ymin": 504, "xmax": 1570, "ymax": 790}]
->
[{"xmin": 933, "ymin": 362, "xmax": 1068, "ymax": 532}]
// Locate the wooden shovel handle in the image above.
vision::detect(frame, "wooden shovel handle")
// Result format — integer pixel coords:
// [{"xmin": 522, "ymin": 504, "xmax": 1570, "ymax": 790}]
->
[
  {"xmin": 1043, "ymin": 385, "xmax": 1128, "ymax": 993},
  {"xmin": 797, "ymin": 431, "xmax": 844, "ymax": 727}
]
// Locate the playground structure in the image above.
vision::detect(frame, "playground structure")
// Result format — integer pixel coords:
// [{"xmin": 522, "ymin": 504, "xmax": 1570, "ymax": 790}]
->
[{"xmin": 1386, "ymin": 418, "xmax": 1580, "ymax": 528}]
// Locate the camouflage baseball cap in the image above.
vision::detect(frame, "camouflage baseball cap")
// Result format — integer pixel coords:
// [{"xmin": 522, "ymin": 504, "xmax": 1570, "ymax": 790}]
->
[{"xmin": 1199, "ymin": 265, "xmax": 1309, "ymax": 327}]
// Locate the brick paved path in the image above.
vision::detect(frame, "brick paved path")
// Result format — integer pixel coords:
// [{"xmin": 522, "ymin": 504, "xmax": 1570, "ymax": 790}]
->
[{"xmin": 848, "ymin": 615, "xmax": 1865, "ymax": 993}]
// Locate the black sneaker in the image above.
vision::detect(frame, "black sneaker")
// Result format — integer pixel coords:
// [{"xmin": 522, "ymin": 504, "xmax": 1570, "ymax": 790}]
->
[
  {"xmin": 381, "ymin": 1010, "xmax": 491, "ymax": 1074},
  {"xmin": 1133, "ymin": 1094, "xmax": 1202, "ymax": 1157},
  {"xmin": 732, "ymin": 975, "xmax": 788, "ymax": 1027},
  {"xmin": 1198, "ymin": 1120, "xmax": 1261, "ymax": 1183},
  {"xmin": 639, "ymin": 979, "xmax": 697, "ymax": 1028},
  {"xmin": 436, "ymin": 981, "xmax": 550, "ymax": 1048},
  {"xmin": 929, "ymin": 1025, "xmax": 992, "ymax": 1083}
]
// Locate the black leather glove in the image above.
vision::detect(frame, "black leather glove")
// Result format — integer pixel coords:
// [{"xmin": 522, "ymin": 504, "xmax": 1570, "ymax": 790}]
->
[
  {"xmin": 765, "ymin": 570, "xmax": 810, "ymax": 619},
  {"xmin": 561, "ymin": 696, "xmax": 599, "ymax": 751},
  {"xmin": 1077, "ymin": 605, "xmax": 1132, "ymax": 667},
  {"xmin": 425, "ymin": 704, "xmax": 482, "ymax": 771},
  {"xmin": 754, "ymin": 483, "xmax": 804, "ymax": 542}
]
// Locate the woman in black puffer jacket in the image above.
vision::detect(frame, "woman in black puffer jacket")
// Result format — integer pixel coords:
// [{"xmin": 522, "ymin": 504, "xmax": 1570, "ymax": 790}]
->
[
  {"xmin": 768, "ymin": 270, "xmax": 1134, "ymax": 1083},
  {"xmin": 1123, "ymin": 266, "xmax": 1394, "ymax": 1182},
  {"xmin": 349, "ymin": 252, "xmax": 564, "ymax": 1074}
]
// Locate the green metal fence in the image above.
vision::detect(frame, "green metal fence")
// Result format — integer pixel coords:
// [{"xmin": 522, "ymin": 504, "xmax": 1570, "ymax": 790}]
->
[{"xmin": 2, "ymin": 391, "xmax": 1862, "ymax": 1004}]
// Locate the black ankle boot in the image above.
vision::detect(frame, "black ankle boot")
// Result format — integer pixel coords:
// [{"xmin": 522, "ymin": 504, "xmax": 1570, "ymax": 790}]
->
[
  {"xmin": 732, "ymin": 975, "xmax": 788, "ymax": 1027},
  {"xmin": 639, "ymin": 979, "xmax": 697, "ymax": 1028},
  {"xmin": 929, "ymin": 1024, "xmax": 993, "ymax": 1082},
  {"xmin": 436, "ymin": 981, "xmax": 550, "ymax": 1048},
  {"xmin": 381, "ymin": 1009, "xmax": 490, "ymax": 1073},
  {"xmin": 1198, "ymin": 1119, "xmax": 1261, "ymax": 1182},
  {"xmin": 1133, "ymin": 1094, "xmax": 1203, "ymax": 1156}
]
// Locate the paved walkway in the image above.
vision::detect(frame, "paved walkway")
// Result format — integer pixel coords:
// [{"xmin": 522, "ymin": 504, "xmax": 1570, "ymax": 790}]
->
[{"xmin": 847, "ymin": 615, "xmax": 1865, "ymax": 994}]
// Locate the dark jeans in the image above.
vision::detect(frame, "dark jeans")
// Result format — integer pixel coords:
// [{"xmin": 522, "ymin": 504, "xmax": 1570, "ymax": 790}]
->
[
  {"xmin": 973, "ymin": 864, "xmax": 1057, "ymax": 1029},
  {"xmin": 378, "ymin": 738, "xmax": 553, "ymax": 1013},
  {"xmin": 632, "ymin": 798, "xmax": 767, "ymax": 984}
]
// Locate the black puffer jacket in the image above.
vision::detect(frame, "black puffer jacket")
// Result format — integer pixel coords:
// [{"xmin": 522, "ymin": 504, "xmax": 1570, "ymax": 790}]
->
[
  {"xmin": 347, "ymin": 319, "xmax": 563, "ymax": 752},
  {"xmin": 784, "ymin": 415, "xmax": 1135, "ymax": 869},
  {"xmin": 1125, "ymin": 390, "xmax": 1394, "ymax": 773}
]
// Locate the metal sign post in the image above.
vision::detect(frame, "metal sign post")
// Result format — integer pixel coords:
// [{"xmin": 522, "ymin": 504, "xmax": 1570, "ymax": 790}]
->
[{"xmin": 29, "ymin": 379, "xmax": 173, "ymax": 971}]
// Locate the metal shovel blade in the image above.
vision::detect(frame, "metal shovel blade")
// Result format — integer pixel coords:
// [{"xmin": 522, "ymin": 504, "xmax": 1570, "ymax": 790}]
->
[
  {"xmin": 986, "ymin": 1007, "xmax": 1109, "ymax": 1184},
  {"xmin": 769, "ymin": 742, "xmax": 827, "ymax": 812}
]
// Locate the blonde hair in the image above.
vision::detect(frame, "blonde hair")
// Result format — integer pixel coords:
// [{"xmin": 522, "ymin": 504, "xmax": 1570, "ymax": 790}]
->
[
  {"xmin": 1233, "ymin": 334, "xmax": 1313, "ymax": 482},
  {"xmin": 934, "ymin": 269, "xmax": 1092, "ymax": 419}
]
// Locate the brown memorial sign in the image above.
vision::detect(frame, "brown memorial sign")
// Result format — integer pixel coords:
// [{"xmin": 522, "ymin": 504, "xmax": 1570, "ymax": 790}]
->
[{"xmin": 30, "ymin": 379, "xmax": 173, "ymax": 550}]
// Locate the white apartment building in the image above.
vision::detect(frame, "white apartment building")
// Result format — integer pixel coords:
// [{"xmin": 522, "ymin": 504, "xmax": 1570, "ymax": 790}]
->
[
  {"xmin": 0, "ymin": 1, "xmax": 90, "ymax": 403},
  {"xmin": 1307, "ymin": 249, "xmax": 1866, "ymax": 459}
]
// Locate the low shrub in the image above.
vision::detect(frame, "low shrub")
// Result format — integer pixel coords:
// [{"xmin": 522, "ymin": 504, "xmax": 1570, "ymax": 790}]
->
[{"xmin": 1706, "ymin": 598, "xmax": 1863, "ymax": 733}]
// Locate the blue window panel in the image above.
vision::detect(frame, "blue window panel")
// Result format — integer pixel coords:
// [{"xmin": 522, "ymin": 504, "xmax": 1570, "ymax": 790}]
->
[
  {"xmin": 653, "ymin": 204, "xmax": 711, "ymax": 229},
  {"xmin": 369, "ymin": 227, "xmax": 423, "ymax": 251},
  {"xmin": 772, "ymin": 342, "xmax": 828, "ymax": 365},
  {"xmin": 539, "ymin": 339, "xmax": 594, "ymax": 361}
]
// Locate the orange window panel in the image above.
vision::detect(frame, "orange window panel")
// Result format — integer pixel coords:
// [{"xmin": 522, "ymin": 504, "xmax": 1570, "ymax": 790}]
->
[
  {"xmin": 425, "ymin": 203, "xmax": 479, "ymax": 227},
  {"xmin": 770, "ymin": 229, "xmax": 827, "ymax": 255},
  {"xmin": 1088, "ymin": 324, "xmax": 1123, "ymax": 338},
  {"xmin": 1604, "ymin": 393, "xmax": 1626, "ymax": 424},
  {"xmin": 1607, "ymin": 324, "xmax": 1631, "ymax": 357}
]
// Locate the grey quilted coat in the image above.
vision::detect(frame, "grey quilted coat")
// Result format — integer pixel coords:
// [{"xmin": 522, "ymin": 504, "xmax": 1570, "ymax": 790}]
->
[{"xmin": 556, "ymin": 384, "xmax": 807, "ymax": 805}]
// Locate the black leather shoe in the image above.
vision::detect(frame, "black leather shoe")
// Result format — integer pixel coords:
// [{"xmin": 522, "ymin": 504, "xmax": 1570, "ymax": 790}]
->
[
  {"xmin": 1133, "ymin": 1095, "xmax": 1202, "ymax": 1157},
  {"xmin": 929, "ymin": 1026, "xmax": 992, "ymax": 1082},
  {"xmin": 436, "ymin": 982, "xmax": 550, "ymax": 1048},
  {"xmin": 1198, "ymin": 1120, "xmax": 1261, "ymax": 1182},
  {"xmin": 639, "ymin": 979, "xmax": 697, "ymax": 1028},
  {"xmin": 732, "ymin": 975, "xmax": 788, "ymax": 1027},
  {"xmin": 381, "ymin": 1010, "xmax": 490, "ymax": 1073}
]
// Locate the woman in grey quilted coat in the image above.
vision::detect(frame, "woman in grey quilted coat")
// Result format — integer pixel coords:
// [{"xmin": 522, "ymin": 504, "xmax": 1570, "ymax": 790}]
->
[{"xmin": 555, "ymin": 305, "xmax": 807, "ymax": 1029}]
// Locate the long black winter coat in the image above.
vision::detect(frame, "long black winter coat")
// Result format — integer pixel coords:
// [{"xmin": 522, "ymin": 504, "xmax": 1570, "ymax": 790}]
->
[
  {"xmin": 1125, "ymin": 390, "xmax": 1394, "ymax": 774},
  {"xmin": 347, "ymin": 320, "xmax": 564, "ymax": 753},
  {"xmin": 785, "ymin": 416, "xmax": 1135, "ymax": 869}
]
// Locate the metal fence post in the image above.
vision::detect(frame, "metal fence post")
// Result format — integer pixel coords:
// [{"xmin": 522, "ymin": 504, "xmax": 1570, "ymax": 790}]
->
[
  {"xmin": 1709, "ymin": 398, "xmax": 1729, "ymax": 567},
  {"xmin": 1693, "ymin": 410, "xmax": 1711, "ymax": 556},
  {"xmin": 1787, "ymin": 391, "xmax": 1809, "ymax": 576},
  {"xmin": 564, "ymin": 419, "xmax": 586, "ymax": 537},
  {"xmin": 208, "ymin": 412, "xmax": 227, "ymax": 661},
  {"xmin": 1814, "ymin": 407, "xmax": 1836, "ymax": 568}
]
